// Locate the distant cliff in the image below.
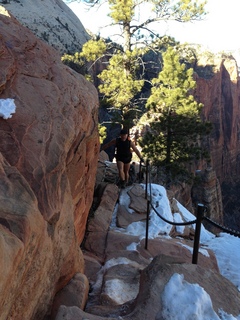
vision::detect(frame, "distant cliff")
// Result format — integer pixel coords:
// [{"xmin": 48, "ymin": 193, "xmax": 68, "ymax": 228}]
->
[
  {"xmin": 196, "ymin": 56, "xmax": 240, "ymax": 183},
  {"xmin": 165, "ymin": 56, "xmax": 240, "ymax": 228},
  {"xmin": 194, "ymin": 56, "xmax": 240, "ymax": 229}
]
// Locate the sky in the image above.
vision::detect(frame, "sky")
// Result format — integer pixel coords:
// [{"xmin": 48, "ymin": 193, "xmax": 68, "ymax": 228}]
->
[
  {"xmin": 0, "ymin": 99, "xmax": 16, "ymax": 119},
  {"xmin": 93, "ymin": 182, "xmax": 240, "ymax": 320},
  {"xmin": 67, "ymin": 0, "xmax": 240, "ymax": 55}
]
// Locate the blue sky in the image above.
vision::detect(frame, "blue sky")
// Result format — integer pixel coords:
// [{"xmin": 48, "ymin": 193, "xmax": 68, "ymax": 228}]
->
[{"xmin": 67, "ymin": 0, "xmax": 240, "ymax": 54}]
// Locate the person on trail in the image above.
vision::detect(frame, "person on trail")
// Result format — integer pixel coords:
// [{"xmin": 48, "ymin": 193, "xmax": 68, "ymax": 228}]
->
[{"xmin": 101, "ymin": 128, "xmax": 144, "ymax": 188}]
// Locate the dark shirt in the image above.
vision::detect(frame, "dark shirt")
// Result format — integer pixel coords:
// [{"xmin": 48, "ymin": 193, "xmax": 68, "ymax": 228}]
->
[{"xmin": 115, "ymin": 138, "xmax": 132, "ymax": 163}]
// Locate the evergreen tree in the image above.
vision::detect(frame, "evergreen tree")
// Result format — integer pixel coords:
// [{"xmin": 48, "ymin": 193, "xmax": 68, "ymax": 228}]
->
[
  {"xmin": 98, "ymin": 123, "xmax": 107, "ymax": 143},
  {"xmin": 65, "ymin": 0, "xmax": 207, "ymax": 129},
  {"xmin": 140, "ymin": 47, "xmax": 211, "ymax": 183}
]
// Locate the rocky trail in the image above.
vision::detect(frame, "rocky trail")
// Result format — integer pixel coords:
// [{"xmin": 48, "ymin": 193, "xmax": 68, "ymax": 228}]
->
[{"xmin": 54, "ymin": 171, "xmax": 240, "ymax": 320}]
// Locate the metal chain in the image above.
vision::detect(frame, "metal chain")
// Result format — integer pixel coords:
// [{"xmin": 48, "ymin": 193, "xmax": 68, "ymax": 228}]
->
[
  {"xmin": 147, "ymin": 161, "xmax": 197, "ymax": 226},
  {"xmin": 204, "ymin": 216, "xmax": 240, "ymax": 238},
  {"xmin": 146, "ymin": 161, "xmax": 240, "ymax": 234}
]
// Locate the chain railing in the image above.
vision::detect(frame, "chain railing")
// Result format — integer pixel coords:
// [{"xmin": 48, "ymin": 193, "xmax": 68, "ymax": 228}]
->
[
  {"xmin": 99, "ymin": 157, "xmax": 240, "ymax": 264},
  {"xmin": 203, "ymin": 216, "xmax": 240, "ymax": 237},
  {"xmin": 142, "ymin": 159, "xmax": 240, "ymax": 265}
]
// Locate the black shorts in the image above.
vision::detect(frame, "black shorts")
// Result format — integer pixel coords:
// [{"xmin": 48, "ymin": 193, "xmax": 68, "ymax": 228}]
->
[{"xmin": 116, "ymin": 154, "xmax": 132, "ymax": 164}]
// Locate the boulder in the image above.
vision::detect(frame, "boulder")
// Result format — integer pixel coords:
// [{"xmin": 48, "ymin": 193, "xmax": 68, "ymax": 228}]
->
[
  {"xmin": 126, "ymin": 255, "xmax": 240, "ymax": 319},
  {"xmin": 56, "ymin": 255, "xmax": 240, "ymax": 320},
  {"xmin": 116, "ymin": 204, "xmax": 147, "ymax": 228},
  {"xmin": 51, "ymin": 273, "xmax": 89, "ymax": 319},
  {"xmin": 84, "ymin": 183, "xmax": 119, "ymax": 259},
  {"xmin": 127, "ymin": 184, "xmax": 148, "ymax": 214}
]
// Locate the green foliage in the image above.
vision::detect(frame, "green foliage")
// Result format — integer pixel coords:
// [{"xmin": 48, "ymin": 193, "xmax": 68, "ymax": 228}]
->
[
  {"xmin": 80, "ymin": 39, "xmax": 107, "ymax": 61},
  {"xmin": 61, "ymin": 52, "xmax": 86, "ymax": 75},
  {"xmin": 77, "ymin": 0, "xmax": 207, "ymax": 129},
  {"xmin": 109, "ymin": 0, "xmax": 134, "ymax": 23},
  {"xmin": 63, "ymin": 0, "xmax": 210, "ymax": 184},
  {"xmin": 140, "ymin": 47, "xmax": 212, "ymax": 184},
  {"xmin": 62, "ymin": 52, "xmax": 82, "ymax": 64},
  {"xmin": 169, "ymin": 0, "xmax": 207, "ymax": 22},
  {"xmin": 98, "ymin": 123, "xmax": 107, "ymax": 143},
  {"xmin": 177, "ymin": 45, "xmax": 217, "ymax": 79},
  {"xmin": 98, "ymin": 50, "xmax": 144, "ymax": 127}
]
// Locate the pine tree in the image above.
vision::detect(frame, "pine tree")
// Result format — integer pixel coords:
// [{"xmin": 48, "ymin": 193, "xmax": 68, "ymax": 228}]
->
[
  {"xmin": 140, "ymin": 47, "xmax": 211, "ymax": 183},
  {"xmin": 68, "ymin": 0, "xmax": 207, "ymax": 129}
]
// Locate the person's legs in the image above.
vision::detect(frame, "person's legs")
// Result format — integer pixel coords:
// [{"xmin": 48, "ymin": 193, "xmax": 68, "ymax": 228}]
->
[
  {"xmin": 117, "ymin": 157, "xmax": 131, "ymax": 187},
  {"xmin": 117, "ymin": 161, "xmax": 125, "ymax": 181},
  {"xmin": 124, "ymin": 162, "xmax": 131, "ymax": 183}
]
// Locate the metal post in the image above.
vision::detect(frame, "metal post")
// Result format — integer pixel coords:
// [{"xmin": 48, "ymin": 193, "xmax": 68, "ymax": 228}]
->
[
  {"xmin": 145, "ymin": 199, "xmax": 150, "ymax": 250},
  {"xmin": 138, "ymin": 161, "xmax": 142, "ymax": 183},
  {"xmin": 192, "ymin": 203, "xmax": 204, "ymax": 264},
  {"xmin": 145, "ymin": 159, "xmax": 149, "ymax": 199}
]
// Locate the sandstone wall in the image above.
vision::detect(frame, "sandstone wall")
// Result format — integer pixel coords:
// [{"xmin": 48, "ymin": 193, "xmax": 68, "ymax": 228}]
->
[
  {"xmin": 195, "ymin": 57, "xmax": 240, "ymax": 184},
  {"xmin": 193, "ymin": 57, "xmax": 240, "ymax": 225},
  {"xmin": 0, "ymin": 7, "xmax": 99, "ymax": 319}
]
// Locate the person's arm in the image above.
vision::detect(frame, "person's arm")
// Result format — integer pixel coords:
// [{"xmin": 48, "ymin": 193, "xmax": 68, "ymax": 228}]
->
[
  {"xmin": 130, "ymin": 141, "xmax": 144, "ymax": 162},
  {"xmin": 101, "ymin": 139, "xmax": 116, "ymax": 151}
]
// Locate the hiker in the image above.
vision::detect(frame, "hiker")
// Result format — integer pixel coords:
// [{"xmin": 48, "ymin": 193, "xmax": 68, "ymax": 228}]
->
[{"xmin": 101, "ymin": 128, "xmax": 144, "ymax": 188}]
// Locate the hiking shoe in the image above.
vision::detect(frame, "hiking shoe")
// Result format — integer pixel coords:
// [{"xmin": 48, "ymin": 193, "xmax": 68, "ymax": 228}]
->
[
  {"xmin": 120, "ymin": 180, "xmax": 126, "ymax": 188},
  {"xmin": 117, "ymin": 179, "xmax": 123, "ymax": 187},
  {"xmin": 120, "ymin": 180, "xmax": 126, "ymax": 189},
  {"xmin": 117, "ymin": 179, "xmax": 125, "ymax": 188}
]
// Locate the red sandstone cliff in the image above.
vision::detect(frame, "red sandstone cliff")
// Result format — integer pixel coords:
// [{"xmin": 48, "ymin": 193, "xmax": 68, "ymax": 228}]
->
[
  {"xmin": 192, "ymin": 57, "xmax": 240, "ymax": 226},
  {"xmin": 195, "ymin": 57, "xmax": 240, "ymax": 183},
  {"xmin": 0, "ymin": 7, "xmax": 99, "ymax": 319}
]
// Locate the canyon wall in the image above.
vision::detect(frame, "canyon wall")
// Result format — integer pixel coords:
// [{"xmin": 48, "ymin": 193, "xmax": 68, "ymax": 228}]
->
[
  {"xmin": 172, "ymin": 57, "xmax": 240, "ymax": 225},
  {"xmin": 194, "ymin": 57, "xmax": 240, "ymax": 227},
  {"xmin": 0, "ymin": 7, "xmax": 99, "ymax": 319},
  {"xmin": 196, "ymin": 57, "xmax": 240, "ymax": 183}
]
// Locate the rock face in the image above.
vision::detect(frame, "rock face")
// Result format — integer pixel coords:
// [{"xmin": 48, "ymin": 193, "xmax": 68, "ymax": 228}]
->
[
  {"xmin": 191, "ymin": 166, "xmax": 223, "ymax": 229},
  {"xmin": 194, "ymin": 57, "xmax": 240, "ymax": 226},
  {"xmin": 1, "ymin": 0, "xmax": 90, "ymax": 54},
  {"xmin": 196, "ymin": 57, "xmax": 240, "ymax": 184},
  {"xmin": 0, "ymin": 7, "xmax": 99, "ymax": 319}
]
